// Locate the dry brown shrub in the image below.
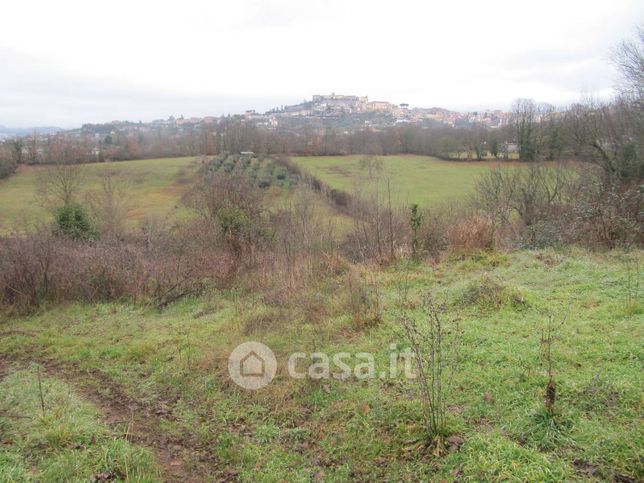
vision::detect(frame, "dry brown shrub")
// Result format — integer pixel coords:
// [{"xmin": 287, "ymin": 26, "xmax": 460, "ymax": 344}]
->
[
  {"xmin": 445, "ymin": 215, "xmax": 497, "ymax": 254},
  {"xmin": 344, "ymin": 265, "xmax": 382, "ymax": 330},
  {"xmin": 0, "ymin": 223, "xmax": 235, "ymax": 314}
]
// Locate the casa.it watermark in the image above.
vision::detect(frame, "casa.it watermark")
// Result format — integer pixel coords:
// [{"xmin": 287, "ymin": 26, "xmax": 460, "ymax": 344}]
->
[{"xmin": 228, "ymin": 341, "xmax": 416, "ymax": 390}]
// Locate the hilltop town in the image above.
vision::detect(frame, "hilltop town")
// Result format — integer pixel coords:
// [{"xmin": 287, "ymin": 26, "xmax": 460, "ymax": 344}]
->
[
  {"xmin": 260, "ymin": 93, "xmax": 511, "ymax": 128},
  {"xmin": 2, "ymin": 94, "xmax": 513, "ymax": 145}
]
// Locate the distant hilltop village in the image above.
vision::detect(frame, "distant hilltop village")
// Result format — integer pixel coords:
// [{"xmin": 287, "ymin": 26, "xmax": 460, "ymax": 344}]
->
[
  {"xmin": 256, "ymin": 93, "xmax": 511, "ymax": 129},
  {"xmin": 276, "ymin": 93, "xmax": 401, "ymax": 116},
  {"xmin": 4, "ymin": 94, "xmax": 514, "ymax": 149}
]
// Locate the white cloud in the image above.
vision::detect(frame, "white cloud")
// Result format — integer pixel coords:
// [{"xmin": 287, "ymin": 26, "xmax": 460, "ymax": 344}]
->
[{"xmin": 1, "ymin": 0, "xmax": 642, "ymax": 126}]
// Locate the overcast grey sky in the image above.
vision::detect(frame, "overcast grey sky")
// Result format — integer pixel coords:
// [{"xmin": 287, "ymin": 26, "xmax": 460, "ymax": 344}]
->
[{"xmin": 2, "ymin": 0, "xmax": 642, "ymax": 127}]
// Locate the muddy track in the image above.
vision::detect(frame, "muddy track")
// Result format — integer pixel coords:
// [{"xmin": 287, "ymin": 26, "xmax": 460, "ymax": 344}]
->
[{"xmin": 0, "ymin": 352, "xmax": 230, "ymax": 482}]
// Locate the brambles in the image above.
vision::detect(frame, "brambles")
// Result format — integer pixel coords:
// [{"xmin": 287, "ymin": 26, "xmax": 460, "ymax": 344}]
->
[
  {"xmin": 446, "ymin": 215, "xmax": 496, "ymax": 253},
  {"xmin": 0, "ymin": 225, "xmax": 230, "ymax": 313},
  {"xmin": 472, "ymin": 163, "xmax": 572, "ymax": 230},
  {"xmin": 570, "ymin": 172, "xmax": 643, "ymax": 248},
  {"xmin": 472, "ymin": 159, "xmax": 642, "ymax": 249}
]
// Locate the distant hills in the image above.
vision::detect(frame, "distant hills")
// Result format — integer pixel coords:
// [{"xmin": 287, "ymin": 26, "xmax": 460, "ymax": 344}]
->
[{"xmin": 0, "ymin": 125, "xmax": 63, "ymax": 140}]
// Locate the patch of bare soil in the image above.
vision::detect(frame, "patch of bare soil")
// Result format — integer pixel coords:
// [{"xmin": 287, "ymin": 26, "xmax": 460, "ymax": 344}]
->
[{"xmin": 0, "ymin": 353, "xmax": 229, "ymax": 482}]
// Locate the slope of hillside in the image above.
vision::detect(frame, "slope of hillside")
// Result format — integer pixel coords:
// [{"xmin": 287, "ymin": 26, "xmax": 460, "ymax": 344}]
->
[{"xmin": 1, "ymin": 249, "xmax": 641, "ymax": 480}]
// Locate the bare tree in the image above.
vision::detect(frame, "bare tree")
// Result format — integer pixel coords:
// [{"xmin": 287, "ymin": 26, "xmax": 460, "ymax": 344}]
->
[
  {"xmin": 36, "ymin": 161, "xmax": 86, "ymax": 208},
  {"xmin": 562, "ymin": 102, "xmax": 593, "ymax": 158},
  {"xmin": 513, "ymin": 98, "xmax": 539, "ymax": 161},
  {"xmin": 473, "ymin": 163, "xmax": 572, "ymax": 227},
  {"xmin": 87, "ymin": 170, "xmax": 131, "ymax": 241},
  {"xmin": 26, "ymin": 134, "xmax": 39, "ymax": 164},
  {"xmin": 569, "ymin": 94, "xmax": 644, "ymax": 182},
  {"xmin": 612, "ymin": 26, "xmax": 644, "ymax": 100},
  {"xmin": 349, "ymin": 157, "xmax": 405, "ymax": 262}
]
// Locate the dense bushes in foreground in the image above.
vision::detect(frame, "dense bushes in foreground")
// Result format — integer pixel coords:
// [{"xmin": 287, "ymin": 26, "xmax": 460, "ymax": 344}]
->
[{"xmin": 0, "ymin": 226, "xmax": 233, "ymax": 313}]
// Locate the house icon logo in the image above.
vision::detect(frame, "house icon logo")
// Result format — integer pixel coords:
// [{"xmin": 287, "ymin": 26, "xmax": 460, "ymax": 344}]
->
[
  {"xmin": 228, "ymin": 341, "xmax": 277, "ymax": 390},
  {"xmin": 240, "ymin": 350, "xmax": 265, "ymax": 377}
]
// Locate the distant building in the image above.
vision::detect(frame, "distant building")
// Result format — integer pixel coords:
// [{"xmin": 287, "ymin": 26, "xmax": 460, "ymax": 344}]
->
[
  {"xmin": 366, "ymin": 101, "xmax": 393, "ymax": 112},
  {"xmin": 504, "ymin": 142, "xmax": 519, "ymax": 153}
]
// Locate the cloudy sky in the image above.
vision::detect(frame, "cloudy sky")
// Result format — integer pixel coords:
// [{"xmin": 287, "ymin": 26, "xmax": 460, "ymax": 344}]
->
[{"xmin": 2, "ymin": 0, "xmax": 642, "ymax": 127}]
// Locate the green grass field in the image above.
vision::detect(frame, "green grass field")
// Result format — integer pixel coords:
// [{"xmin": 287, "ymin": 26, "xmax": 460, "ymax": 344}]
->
[
  {"xmin": 0, "ymin": 368, "xmax": 160, "ymax": 481},
  {"xmin": 291, "ymin": 155, "xmax": 521, "ymax": 207},
  {"xmin": 0, "ymin": 157, "xmax": 200, "ymax": 232},
  {"xmin": 1, "ymin": 249, "xmax": 641, "ymax": 480},
  {"xmin": 0, "ymin": 155, "xmax": 517, "ymax": 232}
]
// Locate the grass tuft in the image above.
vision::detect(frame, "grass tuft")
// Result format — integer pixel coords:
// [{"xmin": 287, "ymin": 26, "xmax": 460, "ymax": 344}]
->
[{"xmin": 0, "ymin": 367, "xmax": 160, "ymax": 482}]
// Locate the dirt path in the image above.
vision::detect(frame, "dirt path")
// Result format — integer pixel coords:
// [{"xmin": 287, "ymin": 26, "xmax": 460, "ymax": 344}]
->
[{"xmin": 0, "ymin": 353, "xmax": 228, "ymax": 482}]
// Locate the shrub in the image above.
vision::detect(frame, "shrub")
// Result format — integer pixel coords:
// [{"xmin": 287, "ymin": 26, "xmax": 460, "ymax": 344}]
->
[
  {"xmin": 239, "ymin": 156, "xmax": 251, "ymax": 170},
  {"xmin": 258, "ymin": 176, "xmax": 272, "ymax": 189},
  {"xmin": 446, "ymin": 215, "xmax": 496, "ymax": 253},
  {"xmin": 516, "ymin": 218, "xmax": 568, "ymax": 249},
  {"xmin": 86, "ymin": 171, "xmax": 130, "ymax": 241},
  {"xmin": 472, "ymin": 164, "xmax": 572, "ymax": 228},
  {"xmin": 0, "ymin": 224, "xmax": 232, "ymax": 313},
  {"xmin": 409, "ymin": 204, "xmax": 424, "ymax": 260},
  {"xmin": 569, "ymin": 174, "xmax": 643, "ymax": 248},
  {"xmin": 399, "ymin": 297, "xmax": 462, "ymax": 446},
  {"xmin": 457, "ymin": 275, "xmax": 527, "ymax": 311},
  {"xmin": 275, "ymin": 167, "xmax": 287, "ymax": 180},
  {"xmin": 0, "ymin": 230, "xmax": 57, "ymax": 311},
  {"xmin": 54, "ymin": 204, "xmax": 97, "ymax": 241},
  {"xmin": 344, "ymin": 266, "xmax": 381, "ymax": 329},
  {"xmin": 0, "ymin": 156, "xmax": 17, "ymax": 179},
  {"xmin": 415, "ymin": 206, "xmax": 451, "ymax": 257}
]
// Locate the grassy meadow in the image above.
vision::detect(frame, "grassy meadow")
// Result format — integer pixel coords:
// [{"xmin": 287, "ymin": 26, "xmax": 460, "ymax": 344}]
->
[
  {"xmin": 0, "ymin": 155, "xmax": 641, "ymax": 481},
  {"xmin": 0, "ymin": 368, "xmax": 160, "ymax": 481},
  {"xmin": 0, "ymin": 157, "xmax": 201, "ymax": 232},
  {"xmin": 291, "ymin": 155, "xmax": 521, "ymax": 207},
  {"xmin": 1, "ymin": 249, "xmax": 642, "ymax": 480},
  {"xmin": 0, "ymin": 154, "xmax": 517, "ymax": 233},
  {"xmin": 0, "ymin": 155, "xmax": 352, "ymax": 234}
]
